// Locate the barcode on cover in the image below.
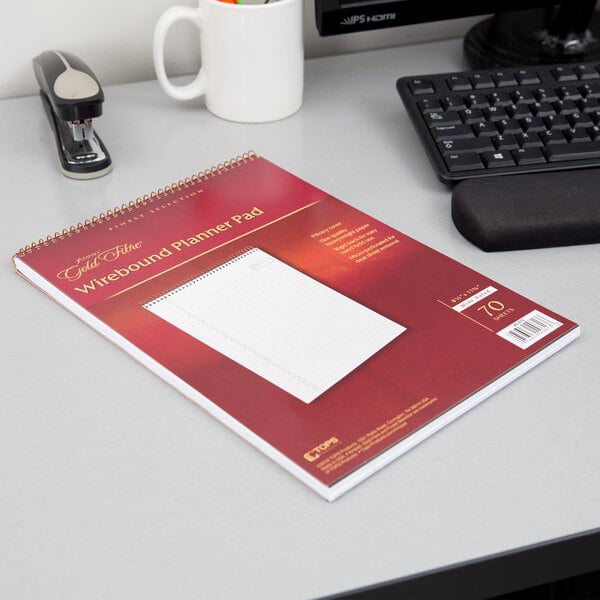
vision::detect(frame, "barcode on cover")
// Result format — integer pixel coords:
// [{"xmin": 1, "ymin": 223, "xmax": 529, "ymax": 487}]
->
[{"xmin": 497, "ymin": 310, "xmax": 563, "ymax": 349}]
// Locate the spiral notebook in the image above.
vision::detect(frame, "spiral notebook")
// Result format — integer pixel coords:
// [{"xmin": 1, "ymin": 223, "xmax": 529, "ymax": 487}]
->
[{"xmin": 12, "ymin": 152, "xmax": 580, "ymax": 500}]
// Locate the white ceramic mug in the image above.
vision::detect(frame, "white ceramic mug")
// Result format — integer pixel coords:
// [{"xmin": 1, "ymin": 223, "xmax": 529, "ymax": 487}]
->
[{"xmin": 153, "ymin": 0, "xmax": 303, "ymax": 123}]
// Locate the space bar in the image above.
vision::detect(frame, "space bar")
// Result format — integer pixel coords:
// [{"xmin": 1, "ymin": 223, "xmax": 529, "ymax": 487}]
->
[{"xmin": 545, "ymin": 142, "xmax": 600, "ymax": 161}]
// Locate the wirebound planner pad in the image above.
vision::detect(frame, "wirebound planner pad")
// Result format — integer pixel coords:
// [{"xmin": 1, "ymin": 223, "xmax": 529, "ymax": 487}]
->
[{"xmin": 144, "ymin": 248, "xmax": 406, "ymax": 403}]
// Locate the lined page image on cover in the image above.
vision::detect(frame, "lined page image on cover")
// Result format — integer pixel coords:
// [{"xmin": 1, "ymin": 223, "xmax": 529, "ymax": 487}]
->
[{"xmin": 144, "ymin": 248, "xmax": 406, "ymax": 403}]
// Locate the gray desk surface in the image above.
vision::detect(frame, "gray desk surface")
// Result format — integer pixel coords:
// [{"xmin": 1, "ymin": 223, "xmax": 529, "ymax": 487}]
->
[{"xmin": 2, "ymin": 38, "xmax": 599, "ymax": 600}]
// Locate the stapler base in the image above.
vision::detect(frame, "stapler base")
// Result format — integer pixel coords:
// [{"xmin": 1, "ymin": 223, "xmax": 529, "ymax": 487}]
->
[{"xmin": 40, "ymin": 91, "xmax": 112, "ymax": 180}]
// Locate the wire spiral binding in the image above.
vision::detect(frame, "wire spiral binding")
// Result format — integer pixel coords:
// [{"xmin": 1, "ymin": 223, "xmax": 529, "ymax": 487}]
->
[
  {"xmin": 143, "ymin": 246, "xmax": 256, "ymax": 308},
  {"xmin": 14, "ymin": 151, "xmax": 258, "ymax": 258}
]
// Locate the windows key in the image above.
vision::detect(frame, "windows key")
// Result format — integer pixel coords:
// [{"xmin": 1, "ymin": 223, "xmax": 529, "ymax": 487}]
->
[{"xmin": 482, "ymin": 150, "xmax": 516, "ymax": 168}]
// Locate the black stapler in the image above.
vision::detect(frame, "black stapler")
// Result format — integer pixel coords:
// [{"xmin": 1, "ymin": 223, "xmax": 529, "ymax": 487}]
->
[{"xmin": 33, "ymin": 51, "xmax": 112, "ymax": 179}]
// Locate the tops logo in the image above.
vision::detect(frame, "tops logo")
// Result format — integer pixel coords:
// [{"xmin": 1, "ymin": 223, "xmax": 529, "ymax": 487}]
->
[
  {"xmin": 303, "ymin": 436, "xmax": 340, "ymax": 462},
  {"xmin": 340, "ymin": 13, "xmax": 396, "ymax": 26}
]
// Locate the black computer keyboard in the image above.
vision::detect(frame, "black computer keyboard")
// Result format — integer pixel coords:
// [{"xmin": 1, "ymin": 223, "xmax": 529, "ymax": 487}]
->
[{"xmin": 397, "ymin": 61, "xmax": 600, "ymax": 183}]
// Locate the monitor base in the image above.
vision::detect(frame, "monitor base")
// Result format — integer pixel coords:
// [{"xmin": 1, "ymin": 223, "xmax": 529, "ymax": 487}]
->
[{"xmin": 464, "ymin": 4, "xmax": 600, "ymax": 69}]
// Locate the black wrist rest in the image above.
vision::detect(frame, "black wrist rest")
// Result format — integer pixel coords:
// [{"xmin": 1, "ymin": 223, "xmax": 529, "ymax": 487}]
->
[{"xmin": 451, "ymin": 169, "xmax": 600, "ymax": 251}]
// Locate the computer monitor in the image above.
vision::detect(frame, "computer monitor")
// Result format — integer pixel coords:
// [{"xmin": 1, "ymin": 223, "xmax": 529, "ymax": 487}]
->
[{"xmin": 315, "ymin": 0, "xmax": 600, "ymax": 68}]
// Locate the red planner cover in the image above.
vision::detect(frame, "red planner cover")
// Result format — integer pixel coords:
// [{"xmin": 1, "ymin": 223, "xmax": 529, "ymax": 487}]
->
[{"xmin": 12, "ymin": 152, "xmax": 579, "ymax": 500}]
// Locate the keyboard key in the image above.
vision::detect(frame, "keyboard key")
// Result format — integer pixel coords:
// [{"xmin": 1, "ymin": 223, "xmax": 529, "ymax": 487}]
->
[
  {"xmin": 430, "ymin": 124, "xmax": 474, "ymax": 140},
  {"xmin": 579, "ymin": 96, "xmax": 600, "ymax": 112},
  {"xmin": 567, "ymin": 112, "xmax": 594, "ymax": 129},
  {"xmin": 440, "ymin": 95, "xmax": 466, "ymax": 110},
  {"xmin": 482, "ymin": 105, "xmax": 506, "ymax": 121},
  {"xmin": 506, "ymin": 103, "xmax": 533, "ymax": 119},
  {"xmin": 481, "ymin": 150, "xmax": 516, "ymax": 168},
  {"xmin": 544, "ymin": 141, "xmax": 600, "ymax": 161},
  {"xmin": 408, "ymin": 79, "xmax": 435, "ymax": 95},
  {"xmin": 496, "ymin": 118, "xmax": 522, "ymax": 134},
  {"xmin": 543, "ymin": 114, "xmax": 570, "ymax": 129},
  {"xmin": 515, "ymin": 132, "xmax": 544, "ymax": 148},
  {"xmin": 539, "ymin": 129, "xmax": 568, "ymax": 145},
  {"xmin": 552, "ymin": 66, "xmax": 578, "ymax": 82},
  {"xmin": 512, "ymin": 147, "xmax": 547, "ymax": 165},
  {"xmin": 472, "ymin": 121, "xmax": 498, "ymax": 137},
  {"xmin": 417, "ymin": 98, "xmax": 443, "ymax": 113},
  {"xmin": 564, "ymin": 128, "xmax": 592, "ymax": 143},
  {"xmin": 470, "ymin": 73, "xmax": 495, "ymax": 89},
  {"xmin": 556, "ymin": 86, "xmax": 582, "ymax": 100},
  {"xmin": 574, "ymin": 65, "xmax": 600, "ymax": 80},
  {"xmin": 533, "ymin": 88, "xmax": 559, "ymax": 102},
  {"xmin": 444, "ymin": 153, "xmax": 484, "ymax": 171},
  {"xmin": 492, "ymin": 134, "xmax": 519, "ymax": 150},
  {"xmin": 438, "ymin": 137, "xmax": 495, "ymax": 155},
  {"xmin": 424, "ymin": 111, "xmax": 462, "ymax": 127},
  {"xmin": 486, "ymin": 91, "xmax": 513, "ymax": 106},
  {"xmin": 552, "ymin": 99, "xmax": 580, "ymax": 114},
  {"xmin": 492, "ymin": 71, "xmax": 518, "ymax": 87},
  {"xmin": 511, "ymin": 89, "xmax": 536, "ymax": 104},
  {"xmin": 464, "ymin": 92, "xmax": 490, "ymax": 108},
  {"xmin": 531, "ymin": 101, "xmax": 556, "ymax": 117},
  {"xmin": 459, "ymin": 108, "xmax": 485, "ymax": 124},
  {"xmin": 552, "ymin": 67, "xmax": 579, "ymax": 82},
  {"xmin": 580, "ymin": 83, "xmax": 600, "ymax": 98},
  {"xmin": 519, "ymin": 116, "xmax": 546, "ymax": 132},
  {"xmin": 589, "ymin": 110, "xmax": 600, "ymax": 125},
  {"xmin": 515, "ymin": 69, "xmax": 541, "ymax": 85},
  {"xmin": 446, "ymin": 75, "xmax": 472, "ymax": 91},
  {"xmin": 587, "ymin": 125, "xmax": 600, "ymax": 140}
]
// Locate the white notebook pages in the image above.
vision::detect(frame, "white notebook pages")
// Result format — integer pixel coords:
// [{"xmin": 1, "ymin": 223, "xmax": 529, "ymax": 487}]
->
[{"xmin": 144, "ymin": 248, "xmax": 406, "ymax": 403}]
